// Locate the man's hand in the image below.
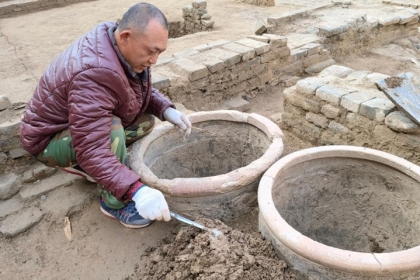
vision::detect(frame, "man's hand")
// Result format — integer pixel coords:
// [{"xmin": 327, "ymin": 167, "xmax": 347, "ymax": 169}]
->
[
  {"xmin": 163, "ymin": 107, "xmax": 192, "ymax": 137},
  {"xmin": 132, "ymin": 186, "xmax": 171, "ymax": 221}
]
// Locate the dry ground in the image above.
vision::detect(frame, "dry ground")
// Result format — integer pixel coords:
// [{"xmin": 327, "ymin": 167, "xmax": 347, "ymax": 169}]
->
[{"xmin": 1, "ymin": 0, "xmax": 420, "ymax": 279}]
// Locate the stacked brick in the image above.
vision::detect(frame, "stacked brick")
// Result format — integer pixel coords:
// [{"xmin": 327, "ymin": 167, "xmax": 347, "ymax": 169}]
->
[
  {"xmin": 280, "ymin": 65, "xmax": 420, "ymax": 164},
  {"xmin": 152, "ymin": 35, "xmax": 292, "ymax": 109},
  {"xmin": 383, "ymin": 0, "xmax": 420, "ymax": 9}
]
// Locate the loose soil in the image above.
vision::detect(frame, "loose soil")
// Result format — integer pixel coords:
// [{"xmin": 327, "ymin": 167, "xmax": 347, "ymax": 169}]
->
[
  {"xmin": 138, "ymin": 218, "xmax": 296, "ymax": 280},
  {"xmin": 1, "ymin": 0, "xmax": 420, "ymax": 279}
]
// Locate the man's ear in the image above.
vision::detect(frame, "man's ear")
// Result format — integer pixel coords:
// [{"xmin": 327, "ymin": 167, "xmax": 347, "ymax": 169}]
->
[{"xmin": 118, "ymin": 30, "xmax": 132, "ymax": 46}]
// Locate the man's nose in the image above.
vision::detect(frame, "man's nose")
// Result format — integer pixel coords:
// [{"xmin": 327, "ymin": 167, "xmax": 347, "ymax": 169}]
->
[{"xmin": 148, "ymin": 53, "xmax": 160, "ymax": 65}]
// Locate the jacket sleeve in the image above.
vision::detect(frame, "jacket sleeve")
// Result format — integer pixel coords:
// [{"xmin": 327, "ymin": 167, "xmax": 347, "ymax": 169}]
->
[
  {"xmin": 68, "ymin": 68, "xmax": 140, "ymax": 200},
  {"xmin": 145, "ymin": 70, "xmax": 174, "ymax": 120}
]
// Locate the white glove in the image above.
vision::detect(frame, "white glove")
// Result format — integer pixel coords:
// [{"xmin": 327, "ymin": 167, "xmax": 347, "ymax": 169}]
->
[
  {"xmin": 132, "ymin": 186, "xmax": 171, "ymax": 221},
  {"xmin": 163, "ymin": 107, "xmax": 192, "ymax": 137}
]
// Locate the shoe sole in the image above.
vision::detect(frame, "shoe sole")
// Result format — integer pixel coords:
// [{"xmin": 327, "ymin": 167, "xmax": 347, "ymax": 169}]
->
[
  {"xmin": 62, "ymin": 167, "xmax": 96, "ymax": 183},
  {"xmin": 100, "ymin": 206, "xmax": 153, "ymax": 229}
]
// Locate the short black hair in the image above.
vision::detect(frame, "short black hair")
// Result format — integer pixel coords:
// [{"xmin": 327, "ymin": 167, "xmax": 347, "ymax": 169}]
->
[{"xmin": 117, "ymin": 3, "xmax": 168, "ymax": 34}]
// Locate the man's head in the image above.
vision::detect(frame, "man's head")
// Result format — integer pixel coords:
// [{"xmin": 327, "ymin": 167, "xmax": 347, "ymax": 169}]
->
[{"xmin": 115, "ymin": 3, "xmax": 168, "ymax": 73}]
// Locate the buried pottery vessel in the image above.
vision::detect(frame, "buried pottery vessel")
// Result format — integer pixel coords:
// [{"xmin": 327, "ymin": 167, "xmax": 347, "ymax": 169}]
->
[
  {"xmin": 258, "ymin": 145, "xmax": 420, "ymax": 279},
  {"xmin": 128, "ymin": 110, "xmax": 284, "ymax": 221}
]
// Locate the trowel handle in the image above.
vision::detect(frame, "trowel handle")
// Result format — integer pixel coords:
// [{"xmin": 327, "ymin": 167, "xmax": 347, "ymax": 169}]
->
[{"xmin": 170, "ymin": 211, "xmax": 206, "ymax": 230}]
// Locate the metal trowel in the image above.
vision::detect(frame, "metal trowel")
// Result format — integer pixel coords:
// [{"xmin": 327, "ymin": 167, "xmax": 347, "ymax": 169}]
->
[{"xmin": 170, "ymin": 211, "xmax": 223, "ymax": 240}]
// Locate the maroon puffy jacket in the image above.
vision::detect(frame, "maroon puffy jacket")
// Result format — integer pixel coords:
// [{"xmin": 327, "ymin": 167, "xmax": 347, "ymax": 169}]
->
[{"xmin": 20, "ymin": 22, "xmax": 173, "ymax": 200}]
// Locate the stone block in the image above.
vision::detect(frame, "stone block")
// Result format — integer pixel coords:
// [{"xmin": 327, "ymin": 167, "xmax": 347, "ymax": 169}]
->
[
  {"xmin": 305, "ymin": 58, "xmax": 336, "ymax": 74},
  {"xmin": 192, "ymin": 0, "xmax": 207, "ymax": 9},
  {"xmin": 301, "ymin": 43, "xmax": 323, "ymax": 56},
  {"xmin": 319, "ymin": 65, "xmax": 353, "ymax": 78},
  {"xmin": 262, "ymin": 34, "xmax": 288, "ymax": 47},
  {"xmin": 0, "ymin": 95, "xmax": 11, "ymax": 111},
  {"xmin": 207, "ymin": 39, "xmax": 230, "ymax": 48},
  {"xmin": 280, "ymin": 76, "xmax": 300, "ymax": 87},
  {"xmin": 156, "ymin": 56, "xmax": 176, "ymax": 66},
  {"xmin": 285, "ymin": 89, "xmax": 322, "ymax": 113},
  {"xmin": 363, "ymin": 73, "xmax": 390, "ymax": 88},
  {"xmin": 247, "ymin": 35, "xmax": 269, "ymax": 43},
  {"xmin": 235, "ymin": 38, "xmax": 270, "ymax": 55},
  {"xmin": 359, "ymin": 98, "xmax": 396, "ymax": 122},
  {"xmin": 341, "ymin": 90, "xmax": 384, "ymax": 113},
  {"xmin": 0, "ymin": 207, "xmax": 43, "ymax": 237},
  {"xmin": 377, "ymin": 15, "xmax": 401, "ymax": 26},
  {"xmin": 296, "ymin": 77, "xmax": 330, "ymax": 95},
  {"xmin": 202, "ymin": 14, "xmax": 212, "ymax": 20},
  {"xmin": 306, "ymin": 112, "xmax": 329, "ymax": 128},
  {"xmin": 201, "ymin": 20, "xmax": 215, "ymax": 28},
  {"xmin": 328, "ymin": 121, "xmax": 350, "ymax": 134},
  {"xmin": 302, "ymin": 53, "xmax": 330, "ymax": 68},
  {"xmin": 202, "ymin": 48, "xmax": 241, "ymax": 67},
  {"xmin": 385, "ymin": 111, "xmax": 419, "ymax": 133},
  {"xmin": 0, "ymin": 196, "xmax": 22, "ymax": 218},
  {"xmin": 23, "ymin": 162, "xmax": 57, "ymax": 183},
  {"xmin": 396, "ymin": 10, "xmax": 418, "ymax": 24},
  {"xmin": 190, "ymin": 52, "xmax": 226, "ymax": 73},
  {"xmin": 169, "ymin": 58, "xmax": 209, "ymax": 81},
  {"xmin": 254, "ymin": 19, "xmax": 267, "ymax": 35},
  {"xmin": 20, "ymin": 171, "xmax": 77, "ymax": 200},
  {"xmin": 224, "ymin": 97, "xmax": 250, "ymax": 112},
  {"xmin": 0, "ymin": 118, "xmax": 21, "ymax": 137},
  {"xmin": 152, "ymin": 73, "xmax": 171, "ymax": 90},
  {"xmin": 173, "ymin": 49, "xmax": 200, "ymax": 59},
  {"xmin": 321, "ymin": 104, "xmax": 340, "ymax": 118},
  {"xmin": 0, "ymin": 173, "xmax": 21, "ymax": 200},
  {"xmin": 290, "ymin": 48, "xmax": 307, "ymax": 60},
  {"xmin": 221, "ymin": 42, "xmax": 255, "ymax": 61},
  {"xmin": 316, "ymin": 85, "xmax": 355, "ymax": 106},
  {"xmin": 9, "ymin": 148, "xmax": 28, "ymax": 159},
  {"xmin": 318, "ymin": 24, "xmax": 345, "ymax": 37}
]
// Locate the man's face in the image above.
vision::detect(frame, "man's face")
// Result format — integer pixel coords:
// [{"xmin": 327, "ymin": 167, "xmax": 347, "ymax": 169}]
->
[{"xmin": 117, "ymin": 19, "xmax": 168, "ymax": 73}]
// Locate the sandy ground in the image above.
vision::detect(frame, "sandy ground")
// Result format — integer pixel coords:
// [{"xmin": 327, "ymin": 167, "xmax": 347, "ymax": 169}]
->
[{"xmin": 1, "ymin": 0, "xmax": 420, "ymax": 279}]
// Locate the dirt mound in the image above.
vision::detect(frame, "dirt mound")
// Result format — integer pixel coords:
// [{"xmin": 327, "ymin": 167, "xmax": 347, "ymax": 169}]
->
[{"xmin": 138, "ymin": 218, "xmax": 296, "ymax": 280}]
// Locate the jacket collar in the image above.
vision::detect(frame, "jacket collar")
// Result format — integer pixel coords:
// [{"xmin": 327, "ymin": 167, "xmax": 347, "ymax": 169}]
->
[{"xmin": 108, "ymin": 24, "xmax": 148, "ymax": 81}]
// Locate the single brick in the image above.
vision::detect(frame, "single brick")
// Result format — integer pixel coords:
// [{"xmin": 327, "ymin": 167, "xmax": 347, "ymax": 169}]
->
[
  {"xmin": 377, "ymin": 15, "xmax": 401, "ymax": 26},
  {"xmin": 290, "ymin": 48, "xmax": 307, "ymax": 60},
  {"xmin": 221, "ymin": 42, "xmax": 255, "ymax": 61},
  {"xmin": 202, "ymin": 48, "xmax": 241, "ymax": 67},
  {"xmin": 224, "ymin": 97, "xmax": 250, "ymax": 112},
  {"xmin": 169, "ymin": 58, "xmax": 209, "ymax": 81},
  {"xmin": 235, "ymin": 38, "xmax": 270, "ymax": 55},
  {"xmin": 190, "ymin": 52, "xmax": 226, "ymax": 73},
  {"xmin": 341, "ymin": 90, "xmax": 384, "ymax": 113},
  {"xmin": 247, "ymin": 35, "xmax": 269, "ymax": 43},
  {"xmin": 359, "ymin": 98, "xmax": 396, "ymax": 122},
  {"xmin": 319, "ymin": 65, "xmax": 353, "ymax": 78},
  {"xmin": 152, "ymin": 73, "xmax": 171, "ymax": 90},
  {"xmin": 385, "ymin": 111, "xmax": 419, "ymax": 133},
  {"xmin": 301, "ymin": 43, "xmax": 322, "ymax": 56},
  {"xmin": 306, "ymin": 112, "xmax": 329, "ymax": 128},
  {"xmin": 296, "ymin": 77, "xmax": 331, "ymax": 95},
  {"xmin": 328, "ymin": 121, "xmax": 350, "ymax": 134},
  {"xmin": 192, "ymin": 0, "xmax": 207, "ymax": 9},
  {"xmin": 254, "ymin": 18, "xmax": 267, "ymax": 35},
  {"xmin": 396, "ymin": 10, "xmax": 418, "ymax": 24},
  {"xmin": 316, "ymin": 85, "xmax": 355, "ymax": 106},
  {"xmin": 321, "ymin": 104, "xmax": 340, "ymax": 118},
  {"xmin": 262, "ymin": 34, "xmax": 288, "ymax": 47},
  {"xmin": 9, "ymin": 147, "xmax": 29, "ymax": 159},
  {"xmin": 0, "ymin": 118, "xmax": 21, "ymax": 137},
  {"xmin": 207, "ymin": 39, "xmax": 230, "ymax": 48}
]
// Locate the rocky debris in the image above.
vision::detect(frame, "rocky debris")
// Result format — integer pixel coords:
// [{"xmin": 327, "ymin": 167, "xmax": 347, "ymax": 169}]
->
[{"xmin": 138, "ymin": 218, "xmax": 296, "ymax": 279}]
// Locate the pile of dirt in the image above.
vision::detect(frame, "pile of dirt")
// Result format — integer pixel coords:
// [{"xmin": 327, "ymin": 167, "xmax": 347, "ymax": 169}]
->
[{"xmin": 138, "ymin": 218, "xmax": 296, "ymax": 280}]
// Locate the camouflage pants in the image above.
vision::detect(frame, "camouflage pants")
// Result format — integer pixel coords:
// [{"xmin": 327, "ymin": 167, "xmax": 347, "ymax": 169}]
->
[{"xmin": 35, "ymin": 114, "xmax": 155, "ymax": 208}]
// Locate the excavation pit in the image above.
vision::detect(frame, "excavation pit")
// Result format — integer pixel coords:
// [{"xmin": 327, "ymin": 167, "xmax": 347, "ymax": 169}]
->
[
  {"xmin": 128, "ymin": 110, "xmax": 284, "ymax": 221},
  {"xmin": 259, "ymin": 146, "xmax": 420, "ymax": 279}
]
